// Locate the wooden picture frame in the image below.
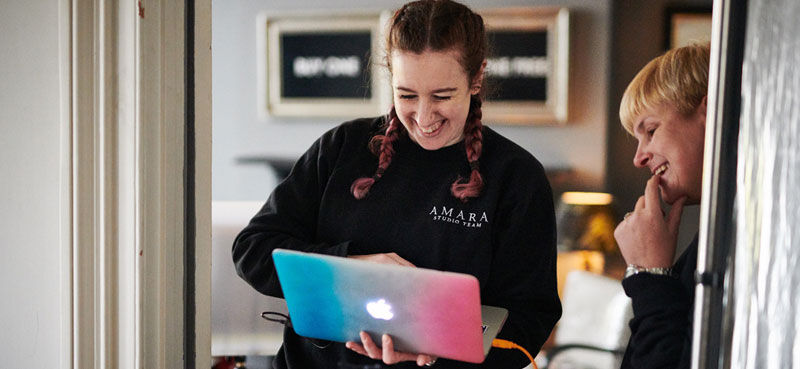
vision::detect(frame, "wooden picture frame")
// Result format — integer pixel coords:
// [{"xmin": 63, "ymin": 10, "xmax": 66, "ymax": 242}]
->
[
  {"xmin": 665, "ymin": 7, "xmax": 713, "ymax": 50},
  {"xmin": 259, "ymin": 13, "xmax": 389, "ymax": 118},
  {"xmin": 479, "ymin": 7, "xmax": 570, "ymax": 125}
]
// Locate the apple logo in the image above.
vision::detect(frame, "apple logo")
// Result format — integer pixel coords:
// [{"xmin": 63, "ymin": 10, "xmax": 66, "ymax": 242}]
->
[{"xmin": 366, "ymin": 299, "xmax": 394, "ymax": 320}]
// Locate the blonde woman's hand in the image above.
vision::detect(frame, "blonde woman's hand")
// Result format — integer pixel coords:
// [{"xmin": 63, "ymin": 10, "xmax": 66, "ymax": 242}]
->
[{"xmin": 614, "ymin": 175, "xmax": 687, "ymax": 268}]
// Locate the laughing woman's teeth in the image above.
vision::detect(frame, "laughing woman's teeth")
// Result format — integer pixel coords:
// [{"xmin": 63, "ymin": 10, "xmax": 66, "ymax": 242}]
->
[
  {"xmin": 420, "ymin": 121, "xmax": 442, "ymax": 134},
  {"xmin": 655, "ymin": 164, "xmax": 668, "ymax": 176}
]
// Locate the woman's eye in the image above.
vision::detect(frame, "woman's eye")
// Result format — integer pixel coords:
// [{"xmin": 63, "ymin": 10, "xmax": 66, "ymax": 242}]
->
[
  {"xmin": 647, "ymin": 127, "xmax": 656, "ymax": 136},
  {"xmin": 433, "ymin": 95, "xmax": 452, "ymax": 101},
  {"xmin": 399, "ymin": 94, "xmax": 417, "ymax": 100}
]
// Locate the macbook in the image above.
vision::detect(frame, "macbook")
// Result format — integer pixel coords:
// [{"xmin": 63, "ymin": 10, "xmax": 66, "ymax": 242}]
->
[{"xmin": 271, "ymin": 248, "xmax": 508, "ymax": 364}]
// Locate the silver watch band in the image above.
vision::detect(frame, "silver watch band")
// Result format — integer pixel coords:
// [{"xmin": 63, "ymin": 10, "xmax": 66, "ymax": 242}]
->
[{"xmin": 625, "ymin": 264, "xmax": 674, "ymax": 278}]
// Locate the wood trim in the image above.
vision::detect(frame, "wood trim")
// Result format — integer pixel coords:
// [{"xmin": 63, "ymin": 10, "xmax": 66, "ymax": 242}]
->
[
  {"xmin": 118, "ymin": 0, "xmax": 138, "ymax": 367},
  {"xmin": 98, "ymin": 3, "xmax": 121, "ymax": 366},
  {"xmin": 193, "ymin": 0, "xmax": 213, "ymax": 367},
  {"xmin": 72, "ymin": 0, "xmax": 129, "ymax": 367},
  {"xmin": 137, "ymin": 1, "xmax": 187, "ymax": 367},
  {"xmin": 68, "ymin": 0, "xmax": 196, "ymax": 367},
  {"xmin": 71, "ymin": 0, "xmax": 97, "ymax": 367}
]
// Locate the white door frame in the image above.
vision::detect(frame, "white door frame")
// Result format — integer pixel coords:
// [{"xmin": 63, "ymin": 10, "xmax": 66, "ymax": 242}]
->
[{"xmin": 60, "ymin": 0, "xmax": 211, "ymax": 368}]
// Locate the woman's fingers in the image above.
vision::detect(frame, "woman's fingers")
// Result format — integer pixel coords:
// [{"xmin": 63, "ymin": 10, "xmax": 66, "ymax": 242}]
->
[
  {"xmin": 381, "ymin": 334, "xmax": 399, "ymax": 364},
  {"xmin": 346, "ymin": 332, "xmax": 431, "ymax": 366},
  {"xmin": 349, "ymin": 253, "xmax": 416, "ymax": 267},
  {"xmin": 667, "ymin": 196, "xmax": 687, "ymax": 235},
  {"xmin": 381, "ymin": 334, "xmax": 419, "ymax": 364},
  {"xmin": 645, "ymin": 175, "xmax": 661, "ymax": 212},
  {"xmin": 359, "ymin": 331, "xmax": 382, "ymax": 360},
  {"xmin": 345, "ymin": 341, "xmax": 368, "ymax": 356},
  {"xmin": 387, "ymin": 253, "xmax": 415, "ymax": 267},
  {"xmin": 416, "ymin": 354, "xmax": 436, "ymax": 367},
  {"xmin": 632, "ymin": 176, "xmax": 669, "ymax": 221},
  {"xmin": 635, "ymin": 195, "xmax": 646, "ymax": 212}
]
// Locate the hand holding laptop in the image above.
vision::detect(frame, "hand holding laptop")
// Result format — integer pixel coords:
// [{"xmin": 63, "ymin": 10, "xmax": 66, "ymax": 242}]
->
[
  {"xmin": 349, "ymin": 252, "xmax": 416, "ymax": 267},
  {"xmin": 345, "ymin": 253, "xmax": 436, "ymax": 366},
  {"xmin": 346, "ymin": 331, "xmax": 437, "ymax": 367}
]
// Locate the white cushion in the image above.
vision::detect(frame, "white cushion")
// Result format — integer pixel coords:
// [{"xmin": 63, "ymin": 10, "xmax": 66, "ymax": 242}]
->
[{"xmin": 550, "ymin": 270, "xmax": 632, "ymax": 369}]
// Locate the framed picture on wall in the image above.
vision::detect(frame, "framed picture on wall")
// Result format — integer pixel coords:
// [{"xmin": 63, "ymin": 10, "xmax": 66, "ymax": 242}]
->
[
  {"xmin": 479, "ymin": 7, "xmax": 570, "ymax": 125},
  {"xmin": 259, "ymin": 13, "xmax": 389, "ymax": 118},
  {"xmin": 665, "ymin": 7, "xmax": 713, "ymax": 50}
]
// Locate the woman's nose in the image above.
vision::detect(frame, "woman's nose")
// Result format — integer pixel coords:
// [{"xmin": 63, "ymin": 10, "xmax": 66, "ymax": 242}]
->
[
  {"xmin": 415, "ymin": 100, "xmax": 435, "ymax": 125},
  {"xmin": 633, "ymin": 142, "xmax": 650, "ymax": 168}
]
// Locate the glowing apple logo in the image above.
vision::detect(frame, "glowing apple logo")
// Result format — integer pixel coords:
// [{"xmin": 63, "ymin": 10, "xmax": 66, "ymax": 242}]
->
[{"xmin": 366, "ymin": 299, "xmax": 394, "ymax": 321}]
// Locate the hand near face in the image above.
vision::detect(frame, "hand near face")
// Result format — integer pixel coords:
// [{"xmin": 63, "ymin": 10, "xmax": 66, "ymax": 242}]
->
[
  {"xmin": 346, "ymin": 331, "xmax": 437, "ymax": 367},
  {"xmin": 614, "ymin": 175, "xmax": 687, "ymax": 268}
]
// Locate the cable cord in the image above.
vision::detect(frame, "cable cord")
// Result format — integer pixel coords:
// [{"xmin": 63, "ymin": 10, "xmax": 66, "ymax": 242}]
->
[{"xmin": 491, "ymin": 339, "xmax": 538, "ymax": 369}]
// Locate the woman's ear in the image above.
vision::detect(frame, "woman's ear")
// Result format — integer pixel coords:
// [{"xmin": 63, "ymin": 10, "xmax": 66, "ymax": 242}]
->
[
  {"xmin": 698, "ymin": 95, "xmax": 708, "ymax": 125},
  {"xmin": 470, "ymin": 60, "xmax": 487, "ymax": 95}
]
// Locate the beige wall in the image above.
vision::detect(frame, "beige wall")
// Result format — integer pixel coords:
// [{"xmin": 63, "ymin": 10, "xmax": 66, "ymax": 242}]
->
[{"xmin": 0, "ymin": 0, "xmax": 65, "ymax": 366}]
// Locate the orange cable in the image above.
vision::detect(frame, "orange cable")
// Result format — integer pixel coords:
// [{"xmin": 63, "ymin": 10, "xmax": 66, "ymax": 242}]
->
[{"xmin": 491, "ymin": 338, "xmax": 538, "ymax": 369}]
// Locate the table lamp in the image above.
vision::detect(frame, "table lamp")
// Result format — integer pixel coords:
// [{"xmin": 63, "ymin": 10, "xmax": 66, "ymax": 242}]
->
[{"xmin": 555, "ymin": 192, "xmax": 623, "ymax": 295}]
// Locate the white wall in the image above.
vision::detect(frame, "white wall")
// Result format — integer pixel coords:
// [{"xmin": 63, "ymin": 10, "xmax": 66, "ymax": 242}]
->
[
  {"xmin": 0, "ymin": 0, "xmax": 64, "ymax": 367},
  {"xmin": 212, "ymin": 0, "xmax": 612, "ymax": 201}
]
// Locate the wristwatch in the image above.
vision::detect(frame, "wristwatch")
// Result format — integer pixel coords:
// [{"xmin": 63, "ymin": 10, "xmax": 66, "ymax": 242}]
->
[{"xmin": 625, "ymin": 264, "xmax": 674, "ymax": 278}]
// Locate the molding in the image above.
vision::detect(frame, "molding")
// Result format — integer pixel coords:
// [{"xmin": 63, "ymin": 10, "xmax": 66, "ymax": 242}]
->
[
  {"xmin": 71, "ymin": 0, "xmax": 130, "ymax": 367},
  {"xmin": 67, "ymin": 0, "xmax": 200, "ymax": 367},
  {"xmin": 137, "ymin": 1, "xmax": 187, "ymax": 367},
  {"xmin": 193, "ymin": 0, "xmax": 213, "ymax": 367},
  {"xmin": 118, "ymin": 0, "xmax": 138, "ymax": 367},
  {"xmin": 71, "ymin": 0, "xmax": 98, "ymax": 367}
]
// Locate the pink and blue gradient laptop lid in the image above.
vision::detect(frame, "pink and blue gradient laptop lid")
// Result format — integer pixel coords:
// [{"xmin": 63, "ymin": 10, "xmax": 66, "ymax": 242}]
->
[{"xmin": 271, "ymin": 248, "xmax": 508, "ymax": 364}]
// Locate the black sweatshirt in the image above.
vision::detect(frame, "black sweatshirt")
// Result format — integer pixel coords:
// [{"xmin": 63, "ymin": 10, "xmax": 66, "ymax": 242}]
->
[
  {"xmin": 620, "ymin": 234, "xmax": 698, "ymax": 369},
  {"xmin": 232, "ymin": 117, "xmax": 561, "ymax": 369}
]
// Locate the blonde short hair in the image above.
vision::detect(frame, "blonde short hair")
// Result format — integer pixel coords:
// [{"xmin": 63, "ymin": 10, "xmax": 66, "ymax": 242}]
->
[{"xmin": 619, "ymin": 42, "xmax": 710, "ymax": 134}]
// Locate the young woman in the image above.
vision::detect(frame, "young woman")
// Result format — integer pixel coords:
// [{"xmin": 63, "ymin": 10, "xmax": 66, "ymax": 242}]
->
[
  {"xmin": 233, "ymin": 1, "xmax": 561, "ymax": 367},
  {"xmin": 614, "ymin": 42, "xmax": 710, "ymax": 369}
]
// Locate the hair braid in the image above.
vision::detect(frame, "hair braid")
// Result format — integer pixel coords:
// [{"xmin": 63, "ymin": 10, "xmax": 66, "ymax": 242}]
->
[
  {"xmin": 451, "ymin": 95, "xmax": 484, "ymax": 202},
  {"xmin": 351, "ymin": 107, "xmax": 403, "ymax": 199}
]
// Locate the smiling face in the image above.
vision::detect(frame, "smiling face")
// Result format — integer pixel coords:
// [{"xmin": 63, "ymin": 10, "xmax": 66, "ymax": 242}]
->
[
  {"xmin": 632, "ymin": 101, "xmax": 706, "ymax": 205},
  {"xmin": 391, "ymin": 49, "xmax": 480, "ymax": 150}
]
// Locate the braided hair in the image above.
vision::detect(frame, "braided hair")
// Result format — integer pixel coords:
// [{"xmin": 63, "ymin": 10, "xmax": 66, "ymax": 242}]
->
[
  {"xmin": 350, "ymin": 0, "xmax": 487, "ymax": 202},
  {"xmin": 450, "ymin": 95, "xmax": 484, "ymax": 202},
  {"xmin": 350, "ymin": 108, "xmax": 403, "ymax": 199}
]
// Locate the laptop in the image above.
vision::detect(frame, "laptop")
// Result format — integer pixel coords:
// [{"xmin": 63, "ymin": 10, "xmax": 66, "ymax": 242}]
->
[{"xmin": 271, "ymin": 248, "xmax": 508, "ymax": 364}]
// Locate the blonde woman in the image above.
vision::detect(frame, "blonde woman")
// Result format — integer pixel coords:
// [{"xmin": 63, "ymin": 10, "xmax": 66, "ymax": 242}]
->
[{"xmin": 614, "ymin": 42, "xmax": 710, "ymax": 369}]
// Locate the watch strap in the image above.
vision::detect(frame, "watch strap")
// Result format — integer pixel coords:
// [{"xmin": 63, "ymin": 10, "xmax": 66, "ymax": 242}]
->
[{"xmin": 625, "ymin": 264, "xmax": 674, "ymax": 278}]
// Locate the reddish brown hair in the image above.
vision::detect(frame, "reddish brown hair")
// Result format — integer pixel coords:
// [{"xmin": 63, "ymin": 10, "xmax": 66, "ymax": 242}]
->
[{"xmin": 351, "ymin": 0, "xmax": 488, "ymax": 202}]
